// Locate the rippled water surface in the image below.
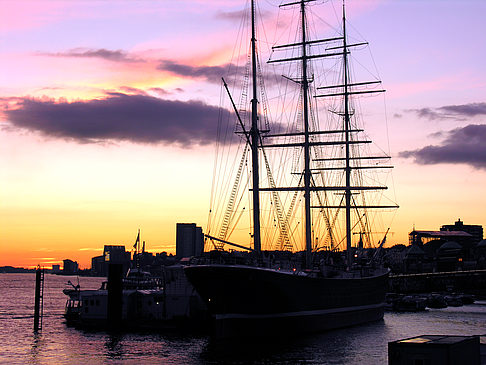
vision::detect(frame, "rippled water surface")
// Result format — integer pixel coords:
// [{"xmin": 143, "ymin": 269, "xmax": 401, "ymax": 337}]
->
[{"xmin": 1, "ymin": 273, "xmax": 485, "ymax": 364}]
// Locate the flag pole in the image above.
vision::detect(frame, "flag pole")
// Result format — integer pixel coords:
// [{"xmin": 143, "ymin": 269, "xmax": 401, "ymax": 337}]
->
[{"xmin": 137, "ymin": 229, "xmax": 140, "ymax": 269}]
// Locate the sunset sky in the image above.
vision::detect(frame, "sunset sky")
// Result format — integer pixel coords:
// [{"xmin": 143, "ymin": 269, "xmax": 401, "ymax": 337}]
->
[{"xmin": 1, "ymin": 0, "xmax": 485, "ymax": 268}]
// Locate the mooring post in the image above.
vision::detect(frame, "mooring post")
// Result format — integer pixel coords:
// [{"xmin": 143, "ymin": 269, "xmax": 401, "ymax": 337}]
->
[
  {"xmin": 34, "ymin": 267, "xmax": 44, "ymax": 332},
  {"xmin": 107, "ymin": 263, "xmax": 123, "ymax": 328}
]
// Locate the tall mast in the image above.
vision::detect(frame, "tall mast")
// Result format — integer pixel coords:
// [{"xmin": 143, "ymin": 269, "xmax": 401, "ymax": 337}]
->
[
  {"xmin": 266, "ymin": 0, "xmax": 395, "ymax": 263},
  {"xmin": 301, "ymin": 1, "xmax": 312, "ymax": 268},
  {"xmin": 267, "ymin": 0, "xmax": 346, "ymax": 261},
  {"xmin": 310, "ymin": 1, "xmax": 395, "ymax": 264},
  {"xmin": 342, "ymin": 1, "xmax": 352, "ymax": 269},
  {"xmin": 250, "ymin": 0, "xmax": 261, "ymax": 255}
]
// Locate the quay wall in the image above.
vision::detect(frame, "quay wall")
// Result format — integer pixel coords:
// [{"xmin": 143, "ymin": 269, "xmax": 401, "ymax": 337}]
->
[{"xmin": 388, "ymin": 269, "xmax": 486, "ymax": 297}]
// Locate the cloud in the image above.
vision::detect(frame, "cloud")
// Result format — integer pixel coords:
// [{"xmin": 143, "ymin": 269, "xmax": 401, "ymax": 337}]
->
[
  {"xmin": 117, "ymin": 86, "xmax": 148, "ymax": 95},
  {"xmin": 4, "ymin": 93, "xmax": 230, "ymax": 146},
  {"xmin": 158, "ymin": 59, "xmax": 286, "ymax": 87},
  {"xmin": 117, "ymin": 86, "xmax": 179, "ymax": 97},
  {"xmin": 409, "ymin": 102, "xmax": 486, "ymax": 121},
  {"xmin": 41, "ymin": 48, "xmax": 141, "ymax": 63},
  {"xmin": 157, "ymin": 60, "xmax": 243, "ymax": 83},
  {"xmin": 150, "ymin": 87, "xmax": 176, "ymax": 95},
  {"xmin": 439, "ymin": 103, "xmax": 486, "ymax": 117},
  {"xmin": 214, "ymin": 9, "xmax": 271, "ymax": 22},
  {"xmin": 399, "ymin": 124, "xmax": 486, "ymax": 170},
  {"xmin": 148, "ymin": 244, "xmax": 175, "ymax": 250},
  {"xmin": 215, "ymin": 10, "xmax": 247, "ymax": 21}
]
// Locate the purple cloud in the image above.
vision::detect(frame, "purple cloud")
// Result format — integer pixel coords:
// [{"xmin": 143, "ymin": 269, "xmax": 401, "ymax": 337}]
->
[
  {"xmin": 409, "ymin": 102, "xmax": 486, "ymax": 120},
  {"xmin": 4, "ymin": 94, "xmax": 230, "ymax": 146},
  {"xmin": 214, "ymin": 9, "xmax": 271, "ymax": 22},
  {"xmin": 440, "ymin": 103, "xmax": 486, "ymax": 117},
  {"xmin": 41, "ymin": 48, "xmax": 141, "ymax": 63},
  {"xmin": 157, "ymin": 60, "xmax": 244, "ymax": 83},
  {"xmin": 215, "ymin": 10, "xmax": 247, "ymax": 21},
  {"xmin": 399, "ymin": 124, "xmax": 486, "ymax": 170},
  {"xmin": 158, "ymin": 59, "xmax": 287, "ymax": 88}
]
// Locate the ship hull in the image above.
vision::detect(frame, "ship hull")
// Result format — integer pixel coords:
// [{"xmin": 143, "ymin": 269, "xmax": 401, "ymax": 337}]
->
[{"xmin": 184, "ymin": 264, "xmax": 388, "ymax": 338}]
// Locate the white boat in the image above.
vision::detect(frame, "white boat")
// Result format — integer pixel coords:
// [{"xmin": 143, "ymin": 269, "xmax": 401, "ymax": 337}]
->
[{"xmin": 64, "ymin": 266, "xmax": 208, "ymax": 329}]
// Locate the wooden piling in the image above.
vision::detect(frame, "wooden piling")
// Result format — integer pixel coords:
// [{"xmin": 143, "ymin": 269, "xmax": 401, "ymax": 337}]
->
[
  {"xmin": 34, "ymin": 267, "xmax": 44, "ymax": 332},
  {"xmin": 107, "ymin": 263, "xmax": 123, "ymax": 328}
]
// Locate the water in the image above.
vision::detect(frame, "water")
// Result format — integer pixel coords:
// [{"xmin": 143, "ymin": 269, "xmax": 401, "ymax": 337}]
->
[{"xmin": 1, "ymin": 273, "xmax": 484, "ymax": 364}]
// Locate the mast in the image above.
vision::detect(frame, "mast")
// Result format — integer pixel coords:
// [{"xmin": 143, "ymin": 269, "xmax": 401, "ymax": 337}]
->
[
  {"xmin": 250, "ymin": 0, "xmax": 262, "ymax": 255},
  {"xmin": 267, "ymin": 0, "xmax": 346, "ymax": 262},
  {"xmin": 136, "ymin": 228, "xmax": 140, "ymax": 269},
  {"xmin": 342, "ymin": 1, "xmax": 352, "ymax": 269},
  {"xmin": 300, "ymin": 0, "xmax": 313, "ymax": 268},
  {"xmin": 264, "ymin": 0, "xmax": 396, "ymax": 263}
]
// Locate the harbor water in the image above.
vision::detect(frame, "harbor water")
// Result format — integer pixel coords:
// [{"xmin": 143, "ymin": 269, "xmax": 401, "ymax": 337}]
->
[{"xmin": 1, "ymin": 273, "xmax": 484, "ymax": 364}]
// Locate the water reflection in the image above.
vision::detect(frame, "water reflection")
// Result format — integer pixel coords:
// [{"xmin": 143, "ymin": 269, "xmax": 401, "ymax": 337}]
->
[
  {"xmin": 2, "ymin": 275, "xmax": 485, "ymax": 364},
  {"xmin": 200, "ymin": 319, "xmax": 389, "ymax": 364},
  {"xmin": 104, "ymin": 333, "xmax": 125, "ymax": 359},
  {"xmin": 30, "ymin": 332, "xmax": 43, "ymax": 362},
  {"xmin": 202, "ymin": 337, "xmax": 296, "ymax": 363}
]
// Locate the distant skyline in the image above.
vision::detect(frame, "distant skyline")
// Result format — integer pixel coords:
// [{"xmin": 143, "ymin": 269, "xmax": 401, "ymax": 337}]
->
[{"xmin": 1, "ymin": 0, "xmax": 485, "ymax": 268}]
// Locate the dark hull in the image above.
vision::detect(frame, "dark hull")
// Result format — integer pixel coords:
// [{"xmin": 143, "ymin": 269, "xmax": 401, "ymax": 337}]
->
[{"xmin": 184, "ymin": 265, "xmax": 388, "ymax": 338}]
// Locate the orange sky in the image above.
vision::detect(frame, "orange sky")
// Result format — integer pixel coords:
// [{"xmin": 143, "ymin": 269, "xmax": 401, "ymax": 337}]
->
[{"xmin": 1, "ymin": 0, "xmax": 485, "ymax": 269}]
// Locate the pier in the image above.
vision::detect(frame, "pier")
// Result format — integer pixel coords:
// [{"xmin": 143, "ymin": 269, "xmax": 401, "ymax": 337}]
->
[
  {"xmin": 389, "ymin": 269, "xmax": 486, "ymax": 295},
  {"xmin": 33, "ymin": 267, "xmax": 45, "ymax": 332}
]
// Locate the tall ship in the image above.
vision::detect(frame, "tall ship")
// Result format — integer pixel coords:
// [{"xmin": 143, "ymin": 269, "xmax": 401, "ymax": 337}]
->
[{"xmin": 184, "ymin": 0, "xmax": 398, "ymax": 338}]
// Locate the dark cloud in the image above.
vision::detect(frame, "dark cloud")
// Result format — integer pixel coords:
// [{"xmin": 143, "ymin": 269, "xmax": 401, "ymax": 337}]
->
[
  {"xmin": 4, "ymin": 94, "xmax": 229, "ymax": 146},
  {"xmin": 115, "ymin": 86, "xmax": 174, "ymax": 97},
  {"xmin": 158, "ymin": 60, "xmax": 286, "ymax": 88},
  {"xmin": 409, "ymin": 102, "xmax": 486, "ymax": 121},
  {"xmin": 118, "ymin": 86, "xmax": 148, "ymax": 95},
  {"xmin": 399, "ymin": 124, "xmax": 486, "ymax": 170},
  {"xmin": 215, "ymin": 10, "xmax": 247, "ymax": 21},
  {"xmin": 149, "ymin": 87, "xmax": 174, "ymax": 96},
  {"xmin": 411, "ymin": 107, "xmax": 449, "ymax": 120},
  {"xmin": 439, "ymin": 103, "xmax": 486, "ymax": 117},
  {"xmin": 428, "ymin": 131, "xmax": 445, "ymax": 138},
  {"xmin": 158, "ymin": 60, "xmax": 243, "ymax": 83},
  {"xmin": 214, "ymin": 9, "xmax": 270, "ymax": 22},
  {"xmin": 42, "ymin": 48, "xmax": 141, "ymax": 63}
]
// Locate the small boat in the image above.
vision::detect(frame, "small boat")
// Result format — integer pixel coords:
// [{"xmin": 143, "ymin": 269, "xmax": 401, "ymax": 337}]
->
[
  {"xmin": 64, "ymin": 265, "xmax": 208, "ymax": 330},
  {"xmin": 393, "ymin": 295, "xmax": 427, "ymax": 312},
  {"xmin": 458, "ymin": 293, "xmax": 475, "ymax": 305},
  {"xmin": 444, "ymin": 294, "xmax": 464, "ymax": 307},
  {"xmin": 425, "ymin": 293, "xmax": 448, "ymax": 309}
]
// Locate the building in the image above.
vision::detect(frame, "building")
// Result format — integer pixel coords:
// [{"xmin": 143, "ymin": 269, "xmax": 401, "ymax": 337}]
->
[
  {"xmin": 436, "ymin": 241, "xmax": 463, "ymax": 272},
  {"xmin": 133, "ymin": 243, "xmax": 155, "ymax": 268},
  {"xmin": 409, "ymin": 230, "xmax": 472, "ymax": 246},
  {"xmin": 405, "ymin": 218, "xmax": 485, "ymax": 273},
  {"xmin": 440, "ymin": 218, "xmax": 483, "ymax": 244},
  {"xmin": 176, "ymin": 223, "xmax": 204, "ymax": 258},
  {"xmin": 91, "ymin": 255, "xmax": 105, "ymax": 276},
  {"xmin": 104, "ymin": 245, "xmax": 130, "ymax": 263},
  {"xmin": 91, "ymin": 245, "xmax": 131, "ymax": 276},
  {"xmin": 63, "ymin": 259, "xmax": 78, "ymax": 274},
  {"xmin": 103, "ymin": 245, "xmax": 131, "ymax": 275},
  {"xmin": 51, "ymin": 264, "xmax": 61, "ymax": 273}
]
